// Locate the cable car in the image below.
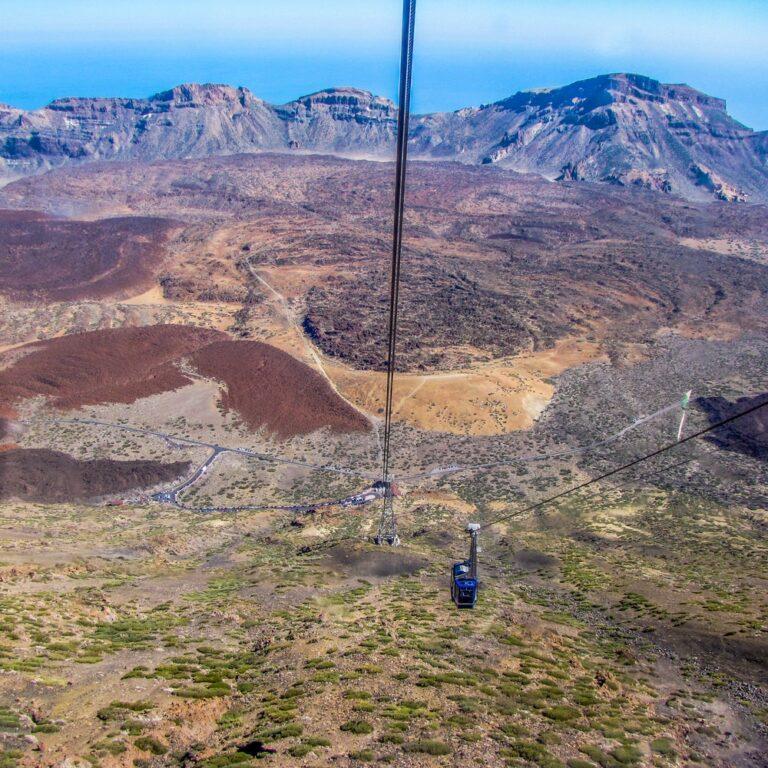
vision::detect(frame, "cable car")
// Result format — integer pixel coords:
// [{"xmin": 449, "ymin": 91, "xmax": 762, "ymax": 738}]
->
[{"xmin": 451, "ymin": 523, "xmax": 480, "ymax": 608}]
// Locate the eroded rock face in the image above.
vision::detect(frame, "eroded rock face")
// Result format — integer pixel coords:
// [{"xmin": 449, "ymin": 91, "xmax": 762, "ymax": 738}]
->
[
  {"xmin": 2, "ymin": 74, "xmax": 767, "ymax": 202},
  {"xmin": 412, "ymin": 73, "xmax": 766, "ymax": 202},
  {"xmin": 275, "ymin": 88, "xmax": 397, "ymax": 152}
]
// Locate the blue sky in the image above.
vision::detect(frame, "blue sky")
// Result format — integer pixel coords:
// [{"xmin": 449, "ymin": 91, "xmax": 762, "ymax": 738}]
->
[{"xmin": 1, "ymin": 0, "xmax": 767, "ymax": 129}]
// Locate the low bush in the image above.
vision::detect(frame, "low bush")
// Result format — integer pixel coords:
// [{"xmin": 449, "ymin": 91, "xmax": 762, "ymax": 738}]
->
[
  {"xmin": 403, "ymin": 740, "xmax": 451, "ymax": 755},
  {"xmin": 340, "ymin": 720, "xmax": 373, "ymax": 735}
]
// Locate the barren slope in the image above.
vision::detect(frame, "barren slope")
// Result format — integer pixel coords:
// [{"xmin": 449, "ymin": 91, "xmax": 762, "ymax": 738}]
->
[
  {"xmin": 0, "ymin": 325, "xmax": 370, "ymax": 439},
  {"xmin": 2, "ymin": 154, "xmax": 767, "ymax": 418},
  {"xmin": 0, "ymin": 447, "xmax": 189, "ymax": 502},
  {"xmin": 0, "ymin": 325, "xmax": 226, "ymax": 413},
  {"xmin": 0, "ymin": 209, "xmax": 179, "ymax": 300},
  {"xmin": 191, "ymin": 339, "xmax": 370, "ymax": 438}
]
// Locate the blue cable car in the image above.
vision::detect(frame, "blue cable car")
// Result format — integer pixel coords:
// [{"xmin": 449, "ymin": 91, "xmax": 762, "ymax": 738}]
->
[{"xmin": 452, "ymin": 524, "xmax": 480, "ymax": 608}]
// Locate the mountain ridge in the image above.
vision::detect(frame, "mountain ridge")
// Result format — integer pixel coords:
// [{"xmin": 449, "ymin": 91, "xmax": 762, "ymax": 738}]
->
[{"xmin": 2, "ymin": 73, "xmax": 766, "ymax": 202}]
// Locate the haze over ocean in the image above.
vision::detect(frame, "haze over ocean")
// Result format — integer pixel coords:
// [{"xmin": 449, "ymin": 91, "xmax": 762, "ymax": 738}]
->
[{"xmin": 1, "ymin": 0, "xmax": 767, "ymax": 129}]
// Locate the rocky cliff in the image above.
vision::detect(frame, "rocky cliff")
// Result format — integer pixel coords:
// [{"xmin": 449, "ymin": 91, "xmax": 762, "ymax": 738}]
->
[{"xmin": 2, "ymin": 74, "xmax": 766, "ymax": 202}]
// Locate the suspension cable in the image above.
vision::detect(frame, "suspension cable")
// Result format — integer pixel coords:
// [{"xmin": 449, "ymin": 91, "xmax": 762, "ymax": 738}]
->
[
  {"xmin": 444, "ymin": 455, "xmax": 703, "ymax": 564},
  {"xmin": 478, "ymin": 398, "xmax": 768, "ymax": 532},
  {"xmin": 381, "ymin": 0, "xmax": 417, "ymax": 484},
  {"xmin": 397, "ymin": 394, "xmax": 689, "ymax": 482}
]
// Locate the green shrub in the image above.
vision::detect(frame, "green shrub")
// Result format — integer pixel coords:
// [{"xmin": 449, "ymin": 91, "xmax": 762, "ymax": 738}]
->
[
  {"xmin": 264, "ymin": 723, "xmax": 302, "ymax": 740},
  {"xmin": 0, "ymin": 751, "xmax": 22, "ymax": 768},
  {"xmin": 92, "ymin": 739, "xmax": 127, "ymax": 756},
  {"xmin": 340, "ymin": 720, "xmax": 373, "ymax": 735},
  {"xmin": 96, "ymin": 701, "xmax": 153, "ymax": 721},
  {"xmin": 504, "ymin": 742, "xmax": 549, "ymax": 761},
  {"xmin": 544, "ymin": 706, "xmax": 580, "ymax": 722},
  {"xmin": 134, "ymin": 736, "xmax": 167, "ymax": 755},
  {"xmin": 403, "ymin": 740, "xmax": 451, "ymax": 755},
  {"xmin": 650, "ymin": 738, "xmax": 676, "ymax": 757},
  {"xmin": 217, "ymin": 709, "xmax": 244, "ymax": 729},
  {"xmin": 610, "ymin": 746, "xmax": 642, "ymax": 765},
  {"xmin": 304, "ymin": 737, "xmax": 331, "ymax": 747},
  {"xmin": 32, "ymin": 723, "xmax": 59, "ymax": 734},
  {"xmin": 343, "ymin": 690, "xmax": 372, "ymax": 700},
  {"xmin": 198, "ymin": 751, "xmax": 253, "ymax": 768}
]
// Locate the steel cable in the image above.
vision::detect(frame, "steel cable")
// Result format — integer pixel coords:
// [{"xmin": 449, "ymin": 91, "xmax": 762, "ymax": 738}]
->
[
  {"xmin": 477, "ymin": 398, "xmax": 768, "ymax": 532},
  {"xmin": 381, "ymin": 0, "xmax": 417, "ymax": 485}
]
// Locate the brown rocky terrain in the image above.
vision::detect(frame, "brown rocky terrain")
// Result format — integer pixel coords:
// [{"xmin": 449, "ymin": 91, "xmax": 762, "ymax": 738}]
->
[
  {"xmin": 0, "ymin": 325, "xmax": 225, "ymax": 413},
  {"xmin": 0, "ymin": 324, "xmax": 369, "ymax": 439},
  {"xmin": 304, "ymin": 233, "xmax": 768, "ymax": 370},
  {"xmin": 190, "ymin": 340, "xmax": 370, "ymax": 437},
  {"xmin": 0, "ymin": 209, "xmax": 179, "ymax": 300},
  {"xmin": 0, "ymin": 447, "xmax": 189, "ymax": 502},
  {"xmin": 3, "ymin": 154, "xmax": 767, "ymax": 377},
  {"xmin": 2, "ymin": 74, "xmax": 767, "ymax": 202},
  {"xmin": 0, "ymin": 144, "xmax": 766, "ymax": 768}
]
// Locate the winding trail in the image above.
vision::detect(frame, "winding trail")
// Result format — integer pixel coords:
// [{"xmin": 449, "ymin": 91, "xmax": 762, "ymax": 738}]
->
[
  {"xmin": 243, "ymin": 251, "xmax": 386, "ymax": 475},
  {"xmin": 45, "ymin": 393, "xmax": 687, "ymax": 510},
  {"xmin": 244, "ymin": 256, "xmax": 373, "ymax": 422},
  {"xmin": 53, "ymin": 417, "xmax": 378, "ymax": 480},
  {"xmin": 48, "ymin": 417, "xmax": 384, "ymax": 513}
]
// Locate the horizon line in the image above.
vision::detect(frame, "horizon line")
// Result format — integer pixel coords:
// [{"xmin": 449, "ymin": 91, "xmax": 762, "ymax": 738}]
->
[{"xmin": 1, "ymin": 70, "xmax": 752, "ymax": 125}]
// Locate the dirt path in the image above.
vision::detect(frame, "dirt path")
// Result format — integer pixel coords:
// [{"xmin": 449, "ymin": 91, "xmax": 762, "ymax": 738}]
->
[{"xmin": 244, "ymin": 256, "xmax": 379, "ymax": 429}]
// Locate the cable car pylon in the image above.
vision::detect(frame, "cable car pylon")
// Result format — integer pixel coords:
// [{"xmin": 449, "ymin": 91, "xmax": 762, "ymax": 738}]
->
[
  {"xmin": 375, "ymin": 489, "xmax": 400, "ymax": 546},
  {"xmin": 375, "ymin": 0, "xmax": 417, "ymax": 546},
  {"xmin": 677, "ymin": 390, "xmax": 692, "ymax": 442}
]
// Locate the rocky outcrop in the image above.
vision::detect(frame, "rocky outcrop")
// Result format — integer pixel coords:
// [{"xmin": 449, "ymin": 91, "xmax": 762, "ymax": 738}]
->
[
  {"xmin": 2, "ymin": 74, "xmax": 767, "ymax": 202},
  {"xmin": 0, "ymin": 84, "xmax": 282, "ymax": 176},
  {"xmin": 275, "ymin": 88, "xmax": 397, "ymax": 153},
  {"xmin": 411, "ymin": 73, "xmax": 767, "ymax": 202},
  {"xmin": 689, "ymin": 163, "xmax": 747, "ymax": 202}
]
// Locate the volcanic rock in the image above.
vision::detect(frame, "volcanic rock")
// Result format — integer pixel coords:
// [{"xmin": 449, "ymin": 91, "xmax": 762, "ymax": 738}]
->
[{"xmin": 2, "ymin": 74, "xmax": 766, "ymax": 202}]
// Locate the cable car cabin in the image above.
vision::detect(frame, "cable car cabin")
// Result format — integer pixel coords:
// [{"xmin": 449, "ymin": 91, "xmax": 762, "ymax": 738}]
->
[
  {"xmin": 451, "ymin": 562, "xmax": 478, "ymax": 608},
  {"xmin": 452, "ymin": 523, "xmax": 481, "ymax": 608}
]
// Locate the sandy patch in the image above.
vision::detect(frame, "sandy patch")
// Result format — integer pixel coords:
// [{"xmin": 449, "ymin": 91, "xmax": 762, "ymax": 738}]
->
[
  {"xmin": 201, "ymin": 518, "xmax": 231, "ymax": 528},
  {"xmin": 328, "ymin": 338, "xmax": 603, "ymax": 436},
  {"xmin": 256, "ymin": 264, "xmax": 359, "ymax": 301},
  {"xmin": 410, "ymin": 490, "xmax": 478, "ymax": 515},
  {"xmin": 121, "ymin": 284, "xmax": 170, "ymax": 305},
  {"xmin": 679, "ymin": 237, "xmax": 768, "ymax": 265}
]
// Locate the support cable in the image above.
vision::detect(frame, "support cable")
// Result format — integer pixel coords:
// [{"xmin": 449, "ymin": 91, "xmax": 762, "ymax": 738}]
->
[
  {"xmin": 377, "ymin": 0, "xmax": 417, "ymax": 545},
  {"xmin": 477, "ymin": 398, "xmax": 768, "ymax": 532},
  {"xmin": 381, "ymin": 0, "xmax": 417, "ymax": 484},
  {"xmin": 398, "ymin": 393, "xmax": 691, "ymax": 482}
]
